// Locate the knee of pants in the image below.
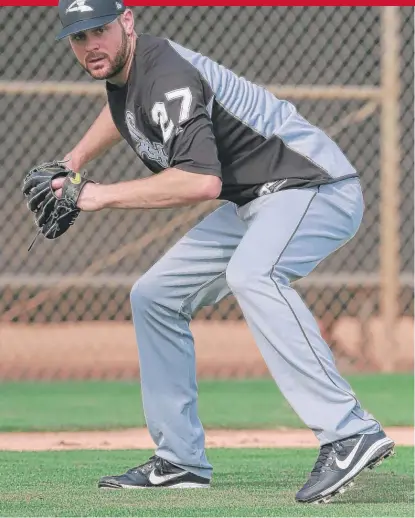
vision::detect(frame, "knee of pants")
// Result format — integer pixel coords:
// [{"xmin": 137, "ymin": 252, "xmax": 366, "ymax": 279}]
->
[
  {"xmin": 226, "ymin": 259, "xmax": 290, "ymax": 295},
  {"xmin": 225, "ymin": 258, "xmax": 257, "ymax": 294},
  {"xmin": 130, "ymin": 273, "xmax": 164, "ymax": 312}
]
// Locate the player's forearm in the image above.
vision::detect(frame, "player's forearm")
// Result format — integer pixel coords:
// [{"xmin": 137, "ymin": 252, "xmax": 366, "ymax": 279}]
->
[
  {"xmin": 67, "ymin": 104, "xmax": 123, "ymax": 170},
  {"xmin": 99, "ymin": 168, "xmax": 222, "ymax": 209}
]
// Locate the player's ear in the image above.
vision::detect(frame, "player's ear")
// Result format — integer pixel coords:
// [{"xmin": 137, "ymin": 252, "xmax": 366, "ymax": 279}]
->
[{"xmin": 119, "ymin": 9, "xmax": 134, "ymax": 36}]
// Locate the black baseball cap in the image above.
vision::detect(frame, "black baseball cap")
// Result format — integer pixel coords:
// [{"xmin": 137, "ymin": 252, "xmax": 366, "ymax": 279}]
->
[{"xmin": 56, "ymin": 0, "xmax": 126, "ymax": 40}]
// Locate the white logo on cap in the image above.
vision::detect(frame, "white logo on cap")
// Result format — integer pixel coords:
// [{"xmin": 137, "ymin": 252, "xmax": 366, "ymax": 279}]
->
[
  {"xmin": 115, "ymin": 2, "xmax": 123, "ymax": 9},
  {"xmin": 66, "ymin": 0, "xmax": 94, "ymax": 14}
]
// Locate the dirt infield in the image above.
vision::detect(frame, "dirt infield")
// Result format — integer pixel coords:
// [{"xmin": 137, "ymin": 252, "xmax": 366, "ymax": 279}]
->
[
  {"xmin": 0, "ymin": 427, "xmax": 413, "ymax": 451},
  {"xmin": 1, "ymin": 318, "xmax": 414, "ymax": 380}
]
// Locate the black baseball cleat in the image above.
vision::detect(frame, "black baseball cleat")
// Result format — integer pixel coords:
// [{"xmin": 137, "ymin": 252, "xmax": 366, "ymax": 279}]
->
[
  {"xmin": 98, "ymin": 455, "xmax": 210, "ymax": 489},
  {"xmin": 296, "ymin": 430, "xmax": 395, "ymax": 504}
]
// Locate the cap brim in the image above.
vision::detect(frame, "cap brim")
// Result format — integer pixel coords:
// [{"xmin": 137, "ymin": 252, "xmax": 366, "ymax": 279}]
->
[{"xmin": 56, "ymin": 14, "xmax": 118, "ymax": 40}]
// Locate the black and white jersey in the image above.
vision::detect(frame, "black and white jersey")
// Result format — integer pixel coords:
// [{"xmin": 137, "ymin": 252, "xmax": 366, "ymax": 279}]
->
[{"xmin": 106, "ymin": 34, "xmax": 358, "ymax": 206}]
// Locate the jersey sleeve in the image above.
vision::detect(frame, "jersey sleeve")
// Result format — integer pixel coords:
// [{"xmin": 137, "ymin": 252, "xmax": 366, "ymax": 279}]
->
[{"xmin": 146, "ymin": 71, "xmax": 222, "ymax": 178}]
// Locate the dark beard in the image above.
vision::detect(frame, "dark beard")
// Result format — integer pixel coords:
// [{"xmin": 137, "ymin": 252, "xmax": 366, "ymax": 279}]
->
[
  {"xmin": 83, "ymin": 27, "xmax": 129, "ymax": 80},
  {"xmin": 103, "ymin": 27, "xmax": 129, "ymax": 79}
]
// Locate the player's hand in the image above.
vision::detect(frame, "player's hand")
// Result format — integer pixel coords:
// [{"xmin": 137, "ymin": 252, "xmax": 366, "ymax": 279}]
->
[{"xmin": 51, "ymin": 177, "xmax": 104, "ymax": 212}]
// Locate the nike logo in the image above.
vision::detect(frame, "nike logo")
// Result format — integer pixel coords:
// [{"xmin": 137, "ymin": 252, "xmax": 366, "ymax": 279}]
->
[
  {"xmin": 69, "ymin": 172, "xmax": 82, "ymax": 185},
  {"xmin": 148, "ymin": 469, "xmax": 189, "ymax": 486},
  {"xmin": 335, "ymin": 436, "xmax": 364, "ymax": 470}
]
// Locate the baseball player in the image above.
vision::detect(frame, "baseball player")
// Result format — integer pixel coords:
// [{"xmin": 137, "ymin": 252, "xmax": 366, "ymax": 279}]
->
[{"xmin": 51, "ymin": 0, "xmax": 394, "ymax": 502}]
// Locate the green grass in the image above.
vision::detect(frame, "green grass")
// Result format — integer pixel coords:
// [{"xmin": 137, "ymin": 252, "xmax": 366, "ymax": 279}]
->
[
  {"xmin": 0, "ymin": 448, "xmax": 412, "ymax": 517},
  {"xmin": 0, "ymin": 375, "xmax": 413, "ymax": 432}
]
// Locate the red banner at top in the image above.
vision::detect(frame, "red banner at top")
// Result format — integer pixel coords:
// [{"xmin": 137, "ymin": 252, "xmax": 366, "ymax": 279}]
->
[{"xmin": 1, "ymin": 1, "xmax": 414, "ymax": 5}]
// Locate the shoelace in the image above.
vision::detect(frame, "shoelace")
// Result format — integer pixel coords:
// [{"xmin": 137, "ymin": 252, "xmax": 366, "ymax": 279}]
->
[
  {"xmin": 310, "ymin": 438, "xmax": 353, "ymax": 476},
  {"xmin": 310, "ymin": 444, "xmax": 334, "ymax": 475},
  {"xmin": 128, "ymin": 455, "xmax": 161, "ymax": 475},
  {"xmin": 155, "ymin": 457, "xmax": 172, "ymax": 475},
  {"xmin": 129, "ymin": 456, "xmax": 171, "ymax": 476}
]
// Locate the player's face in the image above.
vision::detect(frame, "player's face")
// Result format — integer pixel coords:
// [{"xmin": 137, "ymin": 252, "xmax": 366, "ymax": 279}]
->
[{"xmin": 69, "ymin": 18, "xmax": 130, "ymax": 80}]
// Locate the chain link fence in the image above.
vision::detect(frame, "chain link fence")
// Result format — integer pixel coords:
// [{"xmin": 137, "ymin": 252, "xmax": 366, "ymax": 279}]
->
[{"xmin": 0, "ymin": 7, "xmax": 413, "ymax": 378}]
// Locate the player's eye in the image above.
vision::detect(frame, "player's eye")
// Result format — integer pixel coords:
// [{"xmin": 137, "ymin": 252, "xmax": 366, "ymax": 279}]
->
[
  {"xmin": 93, "ymin": 27, "xmax": 105, "ymax": 35},
  {"xmin": 71, "ymin": 32, "xmax": 86, "ymax": 42}
]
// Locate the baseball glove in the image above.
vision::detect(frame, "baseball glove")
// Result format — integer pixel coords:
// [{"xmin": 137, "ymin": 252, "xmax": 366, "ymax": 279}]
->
[{"xmin": 22, "ymin": 160, "xmax": 94, "ymax": 249}]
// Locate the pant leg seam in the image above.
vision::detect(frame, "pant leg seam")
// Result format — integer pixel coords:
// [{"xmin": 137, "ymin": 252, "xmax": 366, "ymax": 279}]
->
[{"xmin": 269, "ymin": 191, "xmax": 380, "ymax": 431}]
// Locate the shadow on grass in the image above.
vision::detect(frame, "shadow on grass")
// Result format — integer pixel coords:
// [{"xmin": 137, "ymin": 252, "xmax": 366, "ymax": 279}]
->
[
  {"xmin": 333, "ymin": 472, "xmax": 414, "ymax": 505},
  {"xmin": 216, "ymin": 467, "xmax": 414, "ymax": 506}
]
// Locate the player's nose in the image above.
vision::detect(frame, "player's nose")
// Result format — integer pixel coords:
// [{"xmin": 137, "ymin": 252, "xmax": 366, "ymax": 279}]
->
[{"xmin": 84, "ymin": 35, "xmax": 100, "ymax": 53}]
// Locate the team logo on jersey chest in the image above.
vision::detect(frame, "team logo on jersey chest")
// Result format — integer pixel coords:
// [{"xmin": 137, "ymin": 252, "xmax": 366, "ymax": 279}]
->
[{"xmin": 125, "ymin": 111, "xmax": 169, "ymax": 168}]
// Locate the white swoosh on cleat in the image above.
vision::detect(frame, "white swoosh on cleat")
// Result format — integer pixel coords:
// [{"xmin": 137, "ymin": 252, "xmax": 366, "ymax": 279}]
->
[
  {"xmin": 335, "ymin": 436, "xmax": 365, "ymax": 470},
  {"xmin": 148, "ymin": 469, "xmax": 189, "ymax": 485}
]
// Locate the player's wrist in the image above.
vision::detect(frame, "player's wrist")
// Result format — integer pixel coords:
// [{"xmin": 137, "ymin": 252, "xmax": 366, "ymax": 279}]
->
[
  {"xmin": 63, "ymin": 150, "xmax": 84, "ymax": 172},
  {"xmin": 95, "ymin": 184, "xmax": 114, "ymax": 210},
  {"xmin": 75, "ymin": 183, "xmax": 105, "ymax": 212}
]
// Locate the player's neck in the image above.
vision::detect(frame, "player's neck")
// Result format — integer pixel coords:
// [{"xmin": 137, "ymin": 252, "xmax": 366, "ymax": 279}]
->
[{"xmin": 107, "ymin": 33, "xmax": 137, "ymax": 87}]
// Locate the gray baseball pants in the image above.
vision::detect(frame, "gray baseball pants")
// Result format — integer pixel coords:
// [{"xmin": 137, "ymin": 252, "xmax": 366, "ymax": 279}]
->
[{"xmin": 130, "ymin": 177, "xmax": 380, "ymax": 479}]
